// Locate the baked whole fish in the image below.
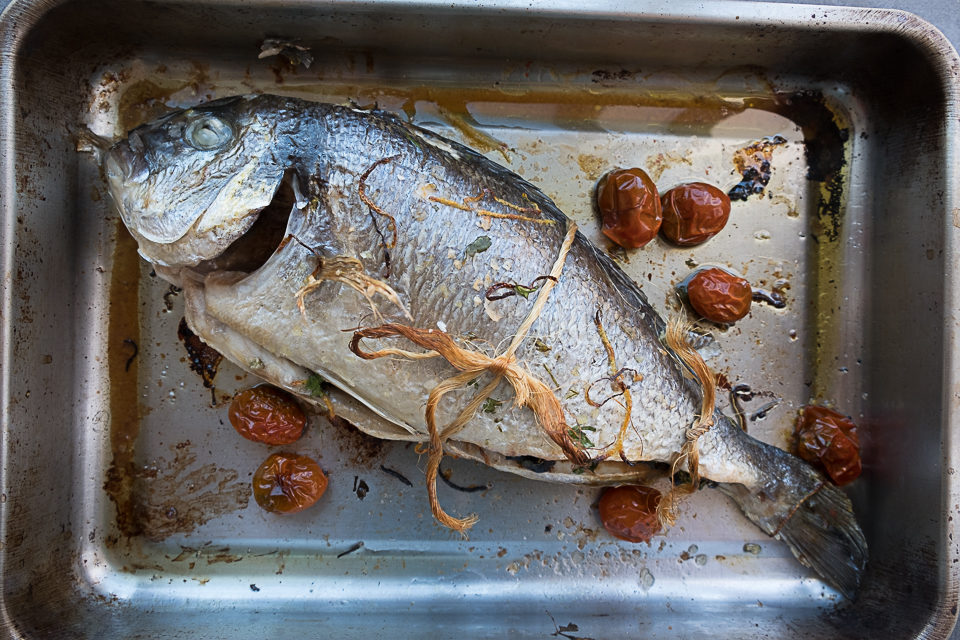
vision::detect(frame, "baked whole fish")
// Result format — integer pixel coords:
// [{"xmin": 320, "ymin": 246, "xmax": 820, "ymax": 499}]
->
[{"xmin": 102, "ymin": 95, "xmax": 867, "ymax": 596}]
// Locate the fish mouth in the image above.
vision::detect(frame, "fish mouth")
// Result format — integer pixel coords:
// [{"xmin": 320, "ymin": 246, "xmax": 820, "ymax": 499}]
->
[
  {"xmin": 192, "ymin": 171, "xmax": 296, "ymax": 276},
  {"xmin": 104, "ymin": 135, "xmax": 149, "ymax": 186}
]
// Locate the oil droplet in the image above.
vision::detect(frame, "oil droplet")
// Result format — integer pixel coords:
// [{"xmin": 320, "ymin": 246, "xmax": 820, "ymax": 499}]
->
[
  {"xmin": 743, "ymin": 543, "xmax": 762, "ymax": 555},
  {"xmin": 788, "ymin": 329, "xmax": 798, "ymax": 340},
  {"xmin": 694, "ymin": 554, "xmax": 708, "ymax": 566},
  {"xmin": 754, "ymin": 230, "xmax": 771, "ymax": 240}
]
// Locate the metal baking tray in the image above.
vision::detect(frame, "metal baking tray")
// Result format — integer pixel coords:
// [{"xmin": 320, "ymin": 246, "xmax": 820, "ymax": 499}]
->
[{"xmin": 1, "ymin": 0, "xmax": 959, "ymax": 637}]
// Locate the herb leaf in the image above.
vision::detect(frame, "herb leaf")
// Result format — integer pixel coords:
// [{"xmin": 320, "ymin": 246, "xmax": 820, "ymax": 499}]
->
[
  {"xmin": 305, "ymin": 373, "xmax": 327, "ymax": 397},
  {"xmin": 515, "ymin": 284, "xmax": 536, "ymax": 298},
  {"xmin": 464, "ymin": 235, "xmax": 492, "ymax": 257},
  {"xmin": 568, "ymin": 422, "xmax": 596, "ymax": 448},
  {"xmin": 482, "ymin": 397, "xmax": 502, "ymax": 413}
]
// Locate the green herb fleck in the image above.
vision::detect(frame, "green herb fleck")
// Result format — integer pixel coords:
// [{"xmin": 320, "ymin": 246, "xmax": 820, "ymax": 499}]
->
[
  {"xmin": 467, "ymin": 377, "xmax": 480, "ymax": 388},
  {"xmin": 304, "ymin": 373, "xmax": 327, "ymax": 398},
  {"xmin": 464, "ymin": 235, "xmax": 492, "ymax": 258},
  {"xmin": 572, "ymin": 466, "xmax": 586, "ymax": 475},
  {"xmin": 541, "ymin": 363, "xmax": 560, "ymax": 388},
  {"xmin": 482, "ymin": 397, "xmax": 502, "ymax": 413},
  {"xmin": 564, "ymin": 389, "xmax": 579, "ymax": 399},
  {"xmin": 402, "ymin": 129, "xmax": 423, "ymax": 152},
  {"xmin": 534, "ymin": 338, "xmax": 551, "ymax": 353},
  {"xmin": 514, "ymin": 284, "xmax": 537, "ymax": 298},
  {"xmin": 568, "ymin": 423, "xmax": 596, "ymax": 448},
  {"xmin": 248, "ymin": 358, "xmax": 264, "ymax": 369}
]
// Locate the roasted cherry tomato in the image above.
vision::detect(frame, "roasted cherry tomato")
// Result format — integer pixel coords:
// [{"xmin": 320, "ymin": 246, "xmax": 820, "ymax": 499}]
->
[
  {"xmin": 598, "ymin": 485, "xmax": 662, "ymax": 543},
  {"xmin": 660, "ymin": 182, "xmax": 731, "ymax": 246},
  {"xmin": 252, "ymin": 452, "xmax": 328, "ymax": 514},
  {"xmin": 596, "ymin": 168, "xmax": 662, "ymax": 249},
  {"xmin": 686, "ymin": 268, "xmax": 752, "ymax": 324},
  {"xmin": 795, "ymin": 405, "xmax": 861, "ymax": 486},
  {"xmin": 229, "ymin": 386, "xmax": 306, "ymax": 445}
]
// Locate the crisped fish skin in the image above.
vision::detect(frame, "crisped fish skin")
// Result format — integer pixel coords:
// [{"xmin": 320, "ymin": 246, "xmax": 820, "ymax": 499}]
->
[{"xmin": 103, "ymin": 95, "xmax": 866, "ymax": 596}]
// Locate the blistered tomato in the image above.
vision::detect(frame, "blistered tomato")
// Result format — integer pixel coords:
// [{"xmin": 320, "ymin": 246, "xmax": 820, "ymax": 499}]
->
[
  {"xmin": 686, "ymin": 268, "xmax": 752, "ymax": 324},
  {"xmin": 596, "ymin": 168, "xmax": 662, "ymax": 249},
  {"xmin": 229, "ymin": 386, "xmax": 306, "ymax": 445},
  {"xmin": 598, "ymin": 485, "xmax": 662, "ymax": 543},
  {"xmin": 660, "ymin": 182, "xmax": 731, "ymax": 246},
  {"xmin": 795, "ymin": 406, "xmax": 861, "ymax": 486},
  {"xmin": 252, "ymin": 452, "xmax": 328, "ymax": 514}
]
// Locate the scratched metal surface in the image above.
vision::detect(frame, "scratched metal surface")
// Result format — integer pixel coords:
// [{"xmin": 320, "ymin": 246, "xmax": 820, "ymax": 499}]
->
[{"xmin": 1, "ymin": 1, "xmax": 958, "ymax": 638}]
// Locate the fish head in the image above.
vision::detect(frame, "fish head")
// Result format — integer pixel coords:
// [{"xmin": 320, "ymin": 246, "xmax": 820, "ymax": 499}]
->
[{"xmin": 104, "ymin": 95, "xmax": 287, "ymax": 266}]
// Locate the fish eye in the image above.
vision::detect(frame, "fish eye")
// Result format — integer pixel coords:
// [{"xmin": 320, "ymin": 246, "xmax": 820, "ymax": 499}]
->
[{"xmin": 184, "ymin": 116, "xmax": 234, "ymax": 151}]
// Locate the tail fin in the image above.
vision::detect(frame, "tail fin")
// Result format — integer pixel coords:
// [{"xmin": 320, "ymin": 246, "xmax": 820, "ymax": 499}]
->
[
  {"xmin": 718, "ymin": 430, "xmax": 867, "ymax": 598},
  {"xmin": 774, "ymin": 481, "xmax": 868, "ymax": 598}
]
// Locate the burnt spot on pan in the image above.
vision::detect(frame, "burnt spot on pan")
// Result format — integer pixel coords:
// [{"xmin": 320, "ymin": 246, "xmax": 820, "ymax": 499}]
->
[
  {"xmin": 744, "ymin": 90, "xmax": 850, "ymax": 240},
  {"xmin": 177, "ymin": 318, "xmax": 222, "ymax": 390},
  {"xmin": 728, "ymin": 135, "xmax": 787, "ymax": 201}
]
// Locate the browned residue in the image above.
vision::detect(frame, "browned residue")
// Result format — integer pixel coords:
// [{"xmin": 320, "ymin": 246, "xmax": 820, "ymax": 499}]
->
[
  {"xmin": 327, "ymin": 412, "xmax": 385, "ymax": 467},
  {"xmin": 117, "ymin": 80, "xmax": 181, "ymax": 132},
  {"xmin": 434, "ymin": 102, "xmax": 509, "ymax": 162},
  {"xmin": 205, "ymin": 548, "xmax": 244, "ymax": 564},
  {"xmin": 116, "ymin": 64, "xmax": 211, "ymax": 131},
  {"xmin": 102, "ymin": 221, "xmax": 246, "ymax": 540},
  {"xmin": 103, "ymin": 221, "xmax": 143, "ymax": 537},
  {"xmin": 644, "ymin": 150, "xmax": 694, "ymax": 182},
  {"xmin": 129, "ymin": 447, "xmax": 250, "ymax": 541},
  {"xmin": 576, "ymin": 153, "xmax": 606, "ymax": 180}
]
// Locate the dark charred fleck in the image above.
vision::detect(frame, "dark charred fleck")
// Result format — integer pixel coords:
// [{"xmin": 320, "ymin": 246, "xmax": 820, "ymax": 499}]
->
[
  {"xmin": 379, "ymin": 465, "xmax": 413, "ymax": 486},
  {"xmin": 750, "ymin": 400, "xmax": 781, "ymax": 421},
  {"xmin": 591, "ymin": 68, "xmax": 636, "ymax": 83},
  {"xmin": 507, "ymin": 455, "xmax": 556, "ymax": 473},
  {"xmin": 355, "ymin": 479, "xmax": 369, "ymax": 500},
  {"xmin": 337, "ymin": 541, "xmax": 364, "ymax": 558},
  {"xmin": 122, "ymin": 338, "xmax": 138, "ymax": 372},
  {"xmin": 734, "ymin": 384, "xmax": 756, "ymax": 401},
  {"xmin": 249, "ymin": 584, "xmax": 260, "ymax": 592},
  {"xmin": 163, "ymin": 285, "xmax": 182, "ymax": 311},
  {"xmin": 177, "ymin": 318, "xmax": 222, "ymax": 388},
  {"xmin": 438, "ymin": 466, "xmax": 490, "ymax": 493},
  {"xmin": 728, "ymin": 136, "xmax": 787, "ymax": 202},
  {"xmin": 752, "ymin": 288, "xmax": 787, "ymax": 309}
]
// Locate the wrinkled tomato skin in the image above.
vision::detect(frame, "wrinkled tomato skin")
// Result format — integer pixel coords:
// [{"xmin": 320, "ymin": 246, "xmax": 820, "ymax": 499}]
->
[
  {"xmin": 252, "ymin": 453, "xmax": 328, "ymax": 514},
  {"xmin": 660, "ymin": 182, "xmax": 731, "ymax": 246},
  {"xmin": 687, "ymin": 268, "xmax": 752, "ymax": 324},
  {"xmin": 596, "ymin": 168, "xmax": 662, "ymax": 249},
  {"xmin": 229, "ymin": 386, "xmax": 306, "ymax": 445},
  {"xmin": 598, "ymin": 485, "xmax": 662, "ymax": 543},
  {"xmin": 795, "ymin": 406, "xmax": 861, "ymax": 486}
]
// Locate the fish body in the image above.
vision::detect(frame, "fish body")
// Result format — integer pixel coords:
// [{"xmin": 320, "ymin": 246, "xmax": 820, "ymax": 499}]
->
[{"xmin": 103, "ymin": 95, "xmax": 866, "ymax": 595}]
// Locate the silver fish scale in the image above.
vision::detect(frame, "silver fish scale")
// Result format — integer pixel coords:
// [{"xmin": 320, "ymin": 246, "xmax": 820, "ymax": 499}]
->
[{"xmin": 274, "ymin": 104, "xmax": 702, "ymax": 462}]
